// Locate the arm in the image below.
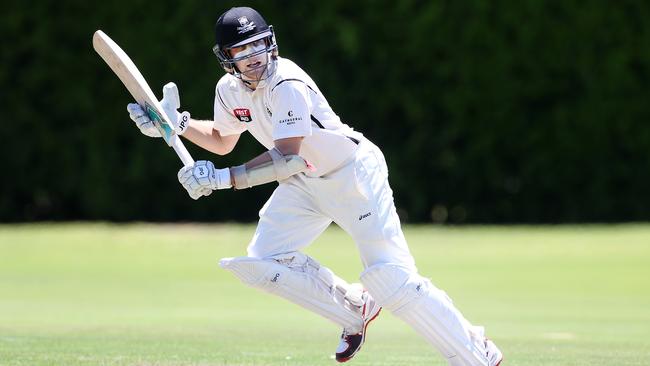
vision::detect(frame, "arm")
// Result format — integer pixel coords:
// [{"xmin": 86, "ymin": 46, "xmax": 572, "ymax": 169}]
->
[
  {"xmin": 177, "ymin": 82, "xmax": 313, "ymax": 198},
  {"xmin": 242, "ymin": 137, "xmax": 303, "ymax": 169},
  {"xmin": 182, "ymin": 118, "xmax": 240, "ymax": 156},
  {"xmin": 225, "ymin": 80, "xmax": 314, "ymax": 187},
  {"xmin": 177, "ymin": 136, "xmax": 311, "ymax": 198},
  {"xmin": 127, "ymin": 83, "xmax": 239, "ymax": 156},
  {"xmin": 228, "ymin": 136, "xmax": 309, "ymax": 189}
]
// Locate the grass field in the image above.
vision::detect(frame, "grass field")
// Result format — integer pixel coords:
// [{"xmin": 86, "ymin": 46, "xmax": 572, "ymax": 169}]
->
[{"xmin": 1, "ymin": 223, "xmax": 649, "ymax": 365}]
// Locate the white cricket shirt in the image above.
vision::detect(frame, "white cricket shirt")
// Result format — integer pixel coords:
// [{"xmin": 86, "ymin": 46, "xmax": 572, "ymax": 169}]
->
[{"xmin": 213, "ymin": 57, "xmax": 363, "ymax": 177}]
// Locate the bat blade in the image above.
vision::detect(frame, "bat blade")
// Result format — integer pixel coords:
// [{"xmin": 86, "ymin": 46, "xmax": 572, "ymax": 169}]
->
[{"xmin": 93, "ymin": 30, "xmax": 194, "ymax": 166}]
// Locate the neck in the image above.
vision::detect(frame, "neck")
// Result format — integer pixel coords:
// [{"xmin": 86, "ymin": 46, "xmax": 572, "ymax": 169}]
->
[{"xmin": 243, "ymin": 79, "xmax": 258, "ymax": 90}]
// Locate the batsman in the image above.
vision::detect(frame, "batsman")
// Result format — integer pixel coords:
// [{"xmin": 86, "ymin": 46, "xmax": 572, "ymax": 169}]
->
[{"xmin": 127, "ymin": 7, "xmax": 503, "ymax": 365}]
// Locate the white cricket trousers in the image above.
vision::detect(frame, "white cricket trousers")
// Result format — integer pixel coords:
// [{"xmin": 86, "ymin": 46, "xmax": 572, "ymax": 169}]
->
[
  {"xmin": 247, "ymin": 139, "xmax": 416, "ymax": 269},
  {"xmin": 243, "ymin": 139, "xmax": 494, "ymax": 365}
]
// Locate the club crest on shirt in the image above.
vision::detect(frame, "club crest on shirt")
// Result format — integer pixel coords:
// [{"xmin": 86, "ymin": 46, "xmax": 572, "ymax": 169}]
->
[{"xmin": 233, "ymin": 108, "xmax": 252, "ymax": 122}]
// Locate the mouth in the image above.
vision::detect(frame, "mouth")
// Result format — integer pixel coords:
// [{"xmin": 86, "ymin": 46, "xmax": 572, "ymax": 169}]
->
[
  {"xmin": 243, "ymin": 61, "xmax": 266, "ymax": 76},
  {"xmin": 245, "ymin": 61, "xmax": 264, "ymax": 72}
]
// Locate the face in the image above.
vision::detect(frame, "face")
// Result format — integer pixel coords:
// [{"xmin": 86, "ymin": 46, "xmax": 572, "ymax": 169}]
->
[{"xmin": 228, "ymin": 39, "xmax": 268, "ymax": 82}]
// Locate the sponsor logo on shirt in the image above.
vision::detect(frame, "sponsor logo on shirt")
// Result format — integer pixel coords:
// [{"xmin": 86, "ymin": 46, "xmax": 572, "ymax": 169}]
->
[
  {"xmin": 233, "ymin": 108, "xmax": 252, "ymax": 122},
  {"xmin": 278, "ymin": 110, "xmax": 302, "ymax": 126}
]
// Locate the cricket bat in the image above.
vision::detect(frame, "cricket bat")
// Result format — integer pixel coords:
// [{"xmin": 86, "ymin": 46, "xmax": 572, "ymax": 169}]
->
[{"xmin": 92, "ymin": 30, "xmax": 194, "ymax": 167}]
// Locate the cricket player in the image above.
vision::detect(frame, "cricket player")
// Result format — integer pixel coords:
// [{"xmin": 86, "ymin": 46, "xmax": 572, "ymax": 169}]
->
[{"xmin": 127, "ymin": 7, "xmax": 503, "ymax": 365}]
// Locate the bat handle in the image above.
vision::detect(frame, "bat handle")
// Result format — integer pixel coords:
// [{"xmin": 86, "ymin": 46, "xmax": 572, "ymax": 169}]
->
[{"xmin": 170, "ymin": 135, "xmax": 195, "ymax": 166}]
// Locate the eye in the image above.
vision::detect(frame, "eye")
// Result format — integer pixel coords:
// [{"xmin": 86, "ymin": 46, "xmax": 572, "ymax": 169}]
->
[
  {"xmin": 251, "ymin": 39, "xmax": 265, "ymax": 48},
  {"xmin": 229, "ymin": 46, "xmax": 245, "ymax": 56},
  {"xmin": 229, "ymin": 39, "xmax": 267, "ymax": 59}
]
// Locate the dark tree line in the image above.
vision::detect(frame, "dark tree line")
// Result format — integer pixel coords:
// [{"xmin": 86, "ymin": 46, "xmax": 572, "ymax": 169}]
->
[{"xmin": 3, "ymin": 1, "xmax": 650, "ymax": 223}]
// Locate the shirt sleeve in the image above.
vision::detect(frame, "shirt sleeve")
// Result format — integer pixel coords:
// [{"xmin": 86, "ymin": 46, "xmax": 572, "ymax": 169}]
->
[
  {"xmin": 213, "ymin": 86, "xmax": 247, "ymax": 136},
  {"xmin": 270, "ymin": 81, "xmax": 313, "ymax": 140}
]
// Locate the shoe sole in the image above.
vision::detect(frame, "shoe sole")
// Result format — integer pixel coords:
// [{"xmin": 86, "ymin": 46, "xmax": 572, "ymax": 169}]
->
[{"xmin": 336, "ymin": 302, "xmax": 382, "ymax": 363}]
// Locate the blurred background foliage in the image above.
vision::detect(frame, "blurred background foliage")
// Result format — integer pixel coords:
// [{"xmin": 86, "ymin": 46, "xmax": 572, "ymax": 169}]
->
[{"xmin": 2, "ymin": 0, "xmax": 650, "ymax": 223}]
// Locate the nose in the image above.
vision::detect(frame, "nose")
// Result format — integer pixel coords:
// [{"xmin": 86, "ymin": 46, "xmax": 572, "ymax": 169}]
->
[{"xmin": 245, "ymin": 55, "xmax": 264, "ymax": 69}]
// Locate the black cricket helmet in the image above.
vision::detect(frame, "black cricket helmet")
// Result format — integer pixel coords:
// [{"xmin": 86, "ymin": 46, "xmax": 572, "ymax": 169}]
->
[{"xmin": 213, "ymin": 7, "xmax": 278, "ymax": 78}]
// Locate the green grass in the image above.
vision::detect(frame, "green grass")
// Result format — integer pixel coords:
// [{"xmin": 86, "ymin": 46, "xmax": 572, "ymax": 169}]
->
[{"xmin": 1, "ymin": 223, "xmax": 649, "ymax": 365}]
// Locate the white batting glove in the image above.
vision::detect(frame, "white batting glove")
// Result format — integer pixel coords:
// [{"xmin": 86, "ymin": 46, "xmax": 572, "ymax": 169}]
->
[
  {"xmin": 160, "ymin": 82, "xmax": 191, "ymax": 134},
  {"xmin": 177, "ymin": 161, "xmax": 232, "ymax": 200},
  {"xmin": 126, "ymin": 82, "xmax": 190, "ymax": 138},
  {"xmin": 127, "ymin": 103, "xmax": 161, "ymax": 137}
]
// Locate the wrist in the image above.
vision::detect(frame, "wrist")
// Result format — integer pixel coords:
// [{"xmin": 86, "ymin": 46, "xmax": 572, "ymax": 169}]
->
[{"xmin": 214, "ymin": 167, "xmax": 232, "ymax": 189}]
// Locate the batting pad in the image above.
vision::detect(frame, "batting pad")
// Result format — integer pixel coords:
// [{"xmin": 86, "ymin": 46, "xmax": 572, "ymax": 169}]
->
[
  {"xmin": 220, "ymin": 253, "xmax": 364, "ymax": 332},
  {"xmin": 361, "ymin": 264, "xmax": 489, "ymax": 366}
]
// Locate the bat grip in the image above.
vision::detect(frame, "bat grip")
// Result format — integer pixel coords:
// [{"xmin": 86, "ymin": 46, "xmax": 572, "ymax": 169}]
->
[{"xmin": 170, "ymin": 136, "xmax": 195, "ymax": 166}]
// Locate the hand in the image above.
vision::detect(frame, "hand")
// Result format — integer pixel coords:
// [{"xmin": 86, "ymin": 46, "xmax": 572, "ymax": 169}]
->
[
  {"xmin": 126, "ymin": 82, "xmax": 191, "ymax": 138},
  {"xmin": 177, "ymin": 160, "xmax": 232, "ymax": 199},
  {"xmin": 127, "ymin": 103, "xmax": 160, "ymax": 137},
  {"xmin": 160, "ymin": 82, "xmax": 191, "ymax": 135}
]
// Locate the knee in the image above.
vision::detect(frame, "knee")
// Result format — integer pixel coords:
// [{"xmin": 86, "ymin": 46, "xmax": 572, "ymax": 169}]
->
[
  {"xmin": 219, "ymin": 252, "xmax": 323, "ymax": 291},
  {"xmin": 219, "ymin": 256, "xmax": 284, "ymax": 288},
  {"xmin": 360, "ymin": 264, "xmax": 440, "ymax": 313}
]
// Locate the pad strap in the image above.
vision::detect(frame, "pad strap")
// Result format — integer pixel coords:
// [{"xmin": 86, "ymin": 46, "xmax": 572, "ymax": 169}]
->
[{"xmin": 231, "ymin": 148, "xmax": 310, "ymax": 189}]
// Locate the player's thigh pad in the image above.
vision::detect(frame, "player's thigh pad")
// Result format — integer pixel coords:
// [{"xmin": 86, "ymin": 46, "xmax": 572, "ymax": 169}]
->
[
  {"xmin": 246, "ymin": 177, "xmax": 331, "ymax": 258},
  {"xmin": 220, "ymin": 252, "xmax": 364, "ymax": 331},
  {"xmin": 320, "ymin": 142, "xmax": 416, "ymax": 270},
  {"xmin": 361, "ymin": 264, "xmax": 489, "ymax": 366}
]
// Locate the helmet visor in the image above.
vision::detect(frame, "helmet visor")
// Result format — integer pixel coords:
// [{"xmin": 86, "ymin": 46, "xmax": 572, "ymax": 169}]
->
[{"xmin": 212, "ymin": 30, "xmax": 272, "ymax": 57}]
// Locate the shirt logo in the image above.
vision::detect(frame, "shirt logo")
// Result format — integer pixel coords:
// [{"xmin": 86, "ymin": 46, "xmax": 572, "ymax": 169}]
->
[
  {"xmin": 237, "ymin": 16, "xmax": 256, "ymax": 34},
  {"xmin": 233, "ymin": 108, "xmax": 252, "ymax": 122},
  {"xmin": 358, "ymin": 212, "xmax": 372, "ymax": 221},
  {"xmin": 278, "ymin": 110, "xmax": 302, "ymax": 126}
]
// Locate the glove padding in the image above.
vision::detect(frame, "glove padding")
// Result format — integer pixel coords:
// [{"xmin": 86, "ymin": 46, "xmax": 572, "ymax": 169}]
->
[
  {"xmin": 177, "ymin": 160, "xmax": 232, "ymax": 200},
  {"xmin": 128, "ymin": 103, "xmax": 160, "ymax": 137},
  {"xmin": 127, "ymin": 82, "xmax": 190, "ymax": 138}
]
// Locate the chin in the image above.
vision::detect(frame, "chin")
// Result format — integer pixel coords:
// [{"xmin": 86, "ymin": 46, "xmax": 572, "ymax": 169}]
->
[{"xmin": 245, "ymin": 67, "xmax": 267, "ymax": 80}]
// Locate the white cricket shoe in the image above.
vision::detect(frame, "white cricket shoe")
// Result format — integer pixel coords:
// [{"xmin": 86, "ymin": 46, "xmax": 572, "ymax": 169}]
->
[
  {"xmin": 335, "ymin": 291, "xmax": 382, "ymax": 363},
  {"xmin": 485, "ymin": 338, "xmax": 503, "ymax": 366}
]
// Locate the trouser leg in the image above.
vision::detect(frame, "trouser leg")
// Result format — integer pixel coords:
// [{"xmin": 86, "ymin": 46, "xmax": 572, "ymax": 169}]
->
[
  {"xmin": 221, "ymin": 176, "xmax": 364, "ymax": 332},
  {"xmin": 322, "ymin": 141, "xmax": 490, "ymax": 365},
  {"xmin": 220, "ymin": 252, "xmax": 365, "ymax": 332},
  {"xmin": 361, "ymin": 264, "xmax": 490, "ymax": 366}
]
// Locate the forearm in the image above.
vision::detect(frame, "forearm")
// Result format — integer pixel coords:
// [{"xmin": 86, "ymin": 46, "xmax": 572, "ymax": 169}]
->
[
  {"xmin": 229, "ymin": 150, "xmax": 278, "ymax": 186},
  {"xmin": 240, "ymin": 136, "xmax": 302, "ymax": 170},
  {"xmin": 243, "ymin": 151, "xmax": 272, "ymax": 169},
  {"xmin": 177, "ymin": 137, "xmax": 309, "ymax": 198},
  {"xmin": 182, "ymin": 118, "xmax": 238, "ymax": 155},
  {"xmin": 229, "ymin": 137, "xmax": 307, "ymax": 189},
  {"xmin": 225, "ymin": 151, "xmax": 271, "ymax": 187}
]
